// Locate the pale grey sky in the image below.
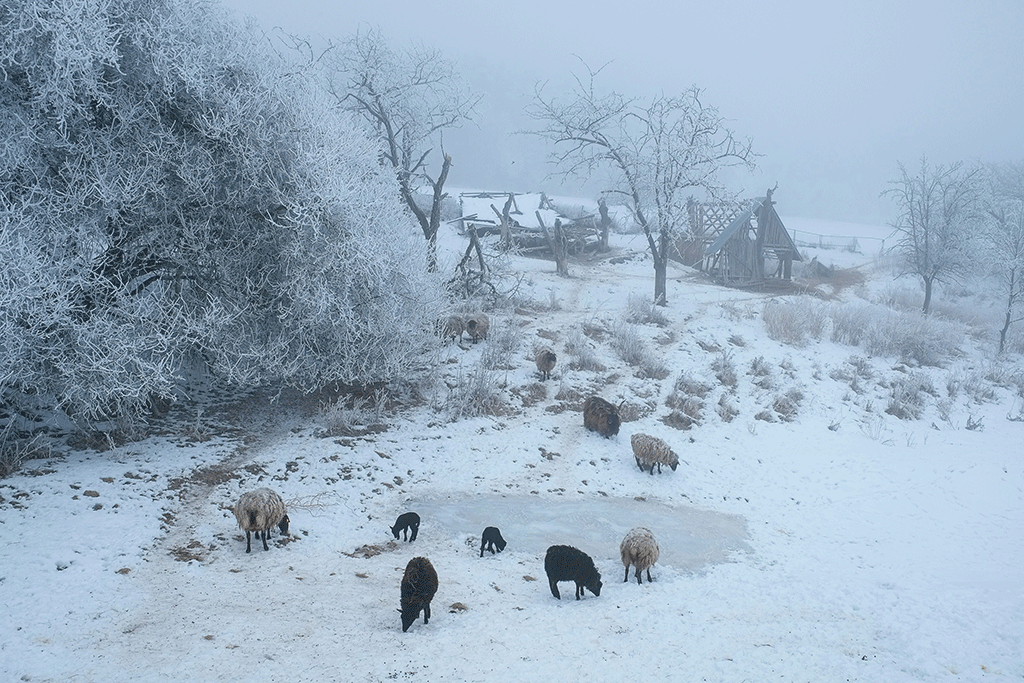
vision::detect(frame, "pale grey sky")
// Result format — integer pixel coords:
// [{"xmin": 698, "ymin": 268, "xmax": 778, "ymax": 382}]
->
[{"xmin": 222, "ymin": 0, "xmax": 1024, "ymax": 224}]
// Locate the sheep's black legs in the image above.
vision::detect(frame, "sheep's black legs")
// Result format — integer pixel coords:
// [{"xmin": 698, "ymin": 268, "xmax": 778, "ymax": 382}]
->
[
  {"xmin": 646, "ymin": 568, "xmax": 653, "ymax": 582},
  {"xmin": 549, "ymin": 580, "xmax": 561, "ymax": 600},
  {"xmin": 423, "ymin": 604, "xmax": 430, "ymax": 624},
  {"xmin": 245, "ymin": 530, "xmax": 252, "ymax": 553},
  {"xmin": 260, "ymin": 529, "xmax": 269, "ymax": 551},
  {"xmin": 623, "ymin": 566, "xmax": 629, "ymax": 582}
]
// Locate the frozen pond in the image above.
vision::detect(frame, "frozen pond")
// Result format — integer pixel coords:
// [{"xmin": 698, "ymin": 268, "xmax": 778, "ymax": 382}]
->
[{"xmin": 411, "ymin": 494, "xmax": 750, "ymax": 573}]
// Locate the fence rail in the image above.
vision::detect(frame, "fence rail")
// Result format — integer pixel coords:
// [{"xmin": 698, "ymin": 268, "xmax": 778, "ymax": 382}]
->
[{"xmin": 789, "ymin": 230, "xmax": 886, "ymax": 254}]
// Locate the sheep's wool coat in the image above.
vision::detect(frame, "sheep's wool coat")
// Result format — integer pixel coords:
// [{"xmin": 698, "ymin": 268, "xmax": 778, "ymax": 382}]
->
[
  {"xmin": 630, "ymin": 433, "xmax": 679, "ymax": 470},
  {"xmin": 233, "ymin": 488, "xmax": 286, "ymax": 533},
  {"xmin": 620, "ymin": 527, "xmax": 660, "ymax": 574}
]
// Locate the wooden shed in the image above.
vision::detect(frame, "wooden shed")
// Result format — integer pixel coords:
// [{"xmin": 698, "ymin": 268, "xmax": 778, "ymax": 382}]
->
[{"xmin": 680, "ymin": 188, "xmax": 803, "ymax": 285}]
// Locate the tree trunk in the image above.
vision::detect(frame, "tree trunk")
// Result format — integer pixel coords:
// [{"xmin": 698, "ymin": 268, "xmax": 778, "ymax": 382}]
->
[
  {"xmin": 653, "ymin": 228, "xmax": 671, "ymax": 305},
  {"xmin": 400, "ymin": 154, "xmax": 451, "ymax": 273},
  {"xmin": 598, "ymin": 198, "xmax": 611, "ymax": 252},
  {"xmin": 653, "ymin": 255, "xmax": 667, "ymax": 306},
  {"xmin": 999, "ymin": 308, "xmax": 1010, "ymax": 354},
  {"xmin": 922, "ymin": 275, "xmax": 934, "ymax": 314}
]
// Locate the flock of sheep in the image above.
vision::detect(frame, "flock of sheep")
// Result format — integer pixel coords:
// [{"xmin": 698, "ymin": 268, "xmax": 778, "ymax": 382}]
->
[
  {"xmin": 230, "ymin": 393, "xmax": 682, "ymax": 631},
  {"xmin": 438, "ymin": 313, "xmax": 559, "ymax": 386},
  {"xmin": 390, "ymin": 514, "xmax": 660, "ymax": 630}
]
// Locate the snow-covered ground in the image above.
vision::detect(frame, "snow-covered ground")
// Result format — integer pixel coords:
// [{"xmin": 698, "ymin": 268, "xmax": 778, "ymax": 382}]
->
[{"xmin": 1, "ymin": 219, "xmax": 1022, "ymax": 682}]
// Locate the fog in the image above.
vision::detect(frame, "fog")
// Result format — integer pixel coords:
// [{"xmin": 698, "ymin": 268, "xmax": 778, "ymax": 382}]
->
[{"xmin": 221, "ymin": 0, "xmax": 1024, "ymax": 224}]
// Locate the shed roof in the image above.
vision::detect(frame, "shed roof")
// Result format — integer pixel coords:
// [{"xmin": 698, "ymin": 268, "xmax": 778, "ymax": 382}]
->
[{"xmin": 703, "ymin": 196, "xmax": 803, "ymax": 261}]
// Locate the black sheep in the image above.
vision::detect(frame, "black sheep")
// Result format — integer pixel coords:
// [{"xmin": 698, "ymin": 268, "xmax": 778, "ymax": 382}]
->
[
  {"xmin": 583, "ymin": 396, "xmax": 620, "ymax": 438},
  {"xmin": 400, "ymin": 556, "xmax": 438, "ymax": 632},
  {"xmin": 544, "ymin": 545, "xmax": 603, "ymax": 600},
  {"xmin": 480, "ymin": 526, "xmax": 507, "ymax": 557},
  {"xmin": 391, "ymin": 512, "xmax": 420, "ymax": 542}
]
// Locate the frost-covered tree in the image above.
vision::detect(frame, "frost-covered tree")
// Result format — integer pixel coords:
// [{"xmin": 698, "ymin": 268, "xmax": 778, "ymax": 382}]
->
[
  {"xmin": 323, "ymin": 28, "xmax": 479, "ymax": 272},
  {"xmin": 0, "ymin": 0, "xmax": 444, "ymax": 438},
  {"xmin": 883, "ymin": 157, "xmax": 982, "ymax": 314},
  {"xmin": 528, "ymin": 64, "xmax": 755, "ymax": 305},
  {"xmin": 983, "ymin": 163, "xmax": 1024, "ymax": 353}
]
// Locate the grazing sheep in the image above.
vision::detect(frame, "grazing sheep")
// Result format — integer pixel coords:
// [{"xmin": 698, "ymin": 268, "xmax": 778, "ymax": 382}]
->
[
  {"xmin": 232, "ymin": 488, "xmax": 289, "ymax": 553},
  {"xmin": 466, "ymin": 313, "xmax": 489, "ymax": 342},
  {"xmin": 391, "ymin": 511, "xmax": 420, "ymax": 541},
  {"xmin": 437, "ymin": 315, "xmax": 465, "ymax": 344},
  {"xmin": 620, "ymin": 527, "xmax": 660, "ymax": 585},
  {"xmin": 583, "ymin": 395, "xmax": 620, "ymax": 438},
  {"xmin": 630, "ymin": 433, "xmax": 679, "ymax": 475},
  {"xmin": 535, "ymin": 347, "xmax": 557, "ymax": 381},
  {"xmin": 544, "ymin": 545, "xmax": 602, "ymax": 600},
  {"xmin": 400, "ymin": 556, "xmax": 439, "ymax": 632},
  {"xmin": 480, "ymin": 526, "xmax": 507, "ymax": 557}
]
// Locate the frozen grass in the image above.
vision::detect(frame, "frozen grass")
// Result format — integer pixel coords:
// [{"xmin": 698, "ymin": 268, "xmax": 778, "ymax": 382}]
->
[
  {"xmin": 712, "ymin": 350, "xmax": 738, "ymax": 388},
  {"xmin": 885, "ymin": 371, "xmax": 938, "ymax": 420},
  {"xmin": 610, "ymin": 321, "xmax": 670, "ymax": 379},
  {"xmin": 440, "ymin": 360, "xmax": 508, "ymax": 421},
  {"xmin": 762, "ymin": 298, "xmax": 828, "ymax": 347},
  {"xmin": 564, "ymin": 326, "xmax": 604, "ymax": 371},
  {"xmin": 763, "ymin": 297, "xmax": 965, "ymax": 367},
  {"xmin": 481, "ymin": 318, "xmax": 523, "ymax": 371},
  {"xmin": 624, "ymin": 292, "xmax": 670, "ymax": 327}
]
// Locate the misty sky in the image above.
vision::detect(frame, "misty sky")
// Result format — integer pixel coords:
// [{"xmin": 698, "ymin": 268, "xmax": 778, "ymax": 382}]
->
[{"xmin": 221, "ymin": 0, "xmax": 1024, "ymax": 224}]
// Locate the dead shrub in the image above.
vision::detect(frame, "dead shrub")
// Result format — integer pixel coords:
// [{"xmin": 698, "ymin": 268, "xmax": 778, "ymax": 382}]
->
[
  {"xmin": 667, "ymin": 372, "xmax": 713, "ymax": 410},
  {"xmin": 716, "ymin": 394, "xmax": 739, "ymax": 422},
  {"xmin": 713, "ymin": 351, "xmax": 737, "ymax": 388}
]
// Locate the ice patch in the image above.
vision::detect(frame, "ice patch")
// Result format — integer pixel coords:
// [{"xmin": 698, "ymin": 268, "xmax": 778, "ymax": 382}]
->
[{"xmin": 411, "ymin": 493, "xmax": 750, "ymax": 572}]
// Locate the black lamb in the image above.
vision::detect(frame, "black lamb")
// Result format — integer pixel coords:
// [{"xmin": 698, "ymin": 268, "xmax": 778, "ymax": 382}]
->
[
  {"xmin": 544, "ymin": 545, "xmax": 603, "ymax": 600},
  {"xmin": 480, "ymin": 526, "xmax": 507, "ymax": 557},
  {"xmin": 391, "ymin": 511, "xmax": 420, "ymax": 542},
  {"xmin": 400, "ymin": 556, "xmax": 438, "ymax": 632}
]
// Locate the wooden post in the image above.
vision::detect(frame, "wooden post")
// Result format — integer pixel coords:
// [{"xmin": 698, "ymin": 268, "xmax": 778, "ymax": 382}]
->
[
  {"xmin": 490, "ymin": 193, "xmax": 515, "ymax": 252},
  {"xmin": 536, "ymin": 211, "xmax": 569, "ymax": 277}
]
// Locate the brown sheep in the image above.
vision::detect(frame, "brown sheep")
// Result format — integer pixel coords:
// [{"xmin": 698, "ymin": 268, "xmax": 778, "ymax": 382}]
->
[
  {"xmin": 535, "ymin": 347, "xmax": 557, "ymax": 380},
  {"xmin": 466, "ymin": 313, "xmax": 489, "ymax": 342},
  {"xmin": 583, "ymin": 395, "xmax": 620, "ymax": 438},
  {"xmin": 437, "ymin": 315, "xmax": 465, "ymax": 344}
]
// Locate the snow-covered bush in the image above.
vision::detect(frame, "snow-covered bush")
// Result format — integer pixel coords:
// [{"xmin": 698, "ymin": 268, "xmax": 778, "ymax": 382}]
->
[{"xmin": 0, "ymin": 0, "xmax": 444, "ymax": 442}]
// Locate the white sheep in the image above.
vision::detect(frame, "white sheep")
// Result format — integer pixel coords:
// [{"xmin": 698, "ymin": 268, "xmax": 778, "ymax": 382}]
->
[
  {"xmin": 630, "ymin": 433, "xmax": 679, "ymax": 475},
  {"xmin": 233, "ymin": 488, "xmax": 289, "ymax": 553},
  {"xmin": 620, "ymin": 527, "xmax": 660, "ymax": 584}
]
